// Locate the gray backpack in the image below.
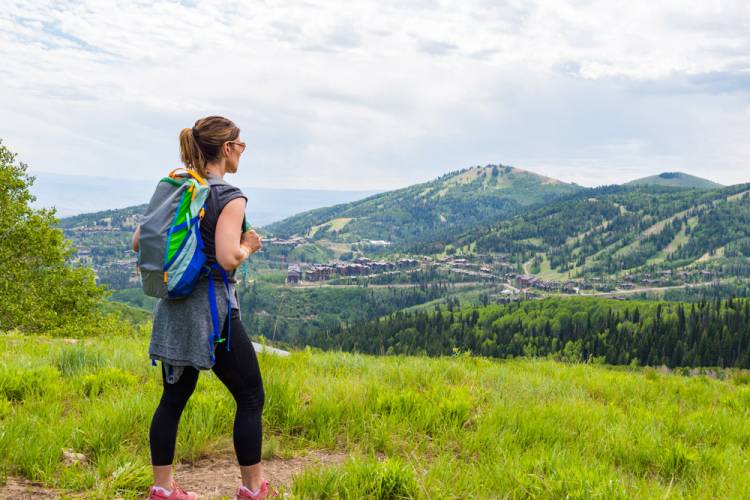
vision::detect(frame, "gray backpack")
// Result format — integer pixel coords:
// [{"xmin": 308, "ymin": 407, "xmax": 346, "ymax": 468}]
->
[{"xmin": 137, "ymin": 168, "xmax": 211, "ymax": 299}]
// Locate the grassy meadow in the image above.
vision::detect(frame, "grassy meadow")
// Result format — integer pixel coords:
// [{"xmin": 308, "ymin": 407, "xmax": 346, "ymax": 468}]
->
[{"xmin": 1, "ymin": 328, "xmax": 750, "ymax": 499}]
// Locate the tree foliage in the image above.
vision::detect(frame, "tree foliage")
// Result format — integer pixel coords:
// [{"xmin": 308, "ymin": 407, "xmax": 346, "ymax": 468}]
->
[
  {"xmin": 316, "ymin": 296, "xmax": 750, "ymax": 368},
  {"xmin": 0, "ymin": 139, "xmax": 105, "ymax": 333}
]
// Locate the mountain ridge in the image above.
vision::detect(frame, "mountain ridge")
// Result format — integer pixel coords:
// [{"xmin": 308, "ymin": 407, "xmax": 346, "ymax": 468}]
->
[
  {"xmin": 264, "ymin": 164, "xmax": 584, "ymax": 245},
  {"xmin": 624, "ymin": 171, "xmax": 723, "ymax": 189}
]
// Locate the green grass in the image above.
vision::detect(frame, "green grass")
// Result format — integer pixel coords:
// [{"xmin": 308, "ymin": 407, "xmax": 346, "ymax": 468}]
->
[
  {"xmin": 307, "ymin": 218, "xmax": 353, "ymax": 238},
  {"xmin": 287, "ymin": 243, "xmax": 334, "ymax": 263},
  {"xmin": 645, "ymin": 225, "xmax": 690, "ymax": 266},
  {"xmin": 2, "ymin": 330, "xmax": 750, "ymax": 498},
  {"xmin": 536, "ymin": 254, "xmax": 570, "ymax": 281},
  {"xmin": 293, "ymin": 457, "xmax": 420, "ymax": 499}
]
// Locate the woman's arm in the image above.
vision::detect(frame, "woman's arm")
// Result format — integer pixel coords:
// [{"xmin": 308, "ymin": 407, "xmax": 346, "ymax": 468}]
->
[
  {"xmin": 215, "ymin": 198, "xmax": 261, "ymax": 270},
  {"xmin": 132, "ymin": 225, "xmax": 141, "ymax": 252}
]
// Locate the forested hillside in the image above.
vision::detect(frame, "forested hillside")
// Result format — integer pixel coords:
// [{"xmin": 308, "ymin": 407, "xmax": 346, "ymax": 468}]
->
[
  {"xmin": 432, "ymin": 183, "xmax": 750, "ymax": 277},
  {"xmin": 318, "ymin": 296, "xmax": 750, "ymax": 368}
]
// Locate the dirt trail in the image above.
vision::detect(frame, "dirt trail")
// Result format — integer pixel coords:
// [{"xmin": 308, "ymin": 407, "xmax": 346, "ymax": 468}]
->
[{"xmin": 1, "ymin": 450, "xmax": 350, "ymax": 499}]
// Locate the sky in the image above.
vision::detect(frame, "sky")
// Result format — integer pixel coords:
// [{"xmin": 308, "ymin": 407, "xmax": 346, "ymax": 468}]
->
[{"xmin": 1, "ymin": 1, "xmax": 749, "ymax": 191}]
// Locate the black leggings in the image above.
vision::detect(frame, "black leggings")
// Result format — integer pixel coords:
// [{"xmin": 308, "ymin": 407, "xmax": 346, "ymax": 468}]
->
[{"xmin": 149, "ymin": 309, "xmax": 265, "ymax": 466}]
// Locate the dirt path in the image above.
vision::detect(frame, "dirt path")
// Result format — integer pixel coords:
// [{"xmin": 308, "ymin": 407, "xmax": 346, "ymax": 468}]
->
[
  {"xmin": 1, "ymin": 450, "xmax": 350, "ymax": 499},
  {"xmin": 173, "ymin": 450, "xmax": 349, "ymax": 498}
]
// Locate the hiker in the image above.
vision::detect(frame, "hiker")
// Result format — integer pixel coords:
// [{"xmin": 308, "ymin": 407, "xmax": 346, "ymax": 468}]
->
[{"xmin": 132, "ymin": 116, "xmax": 273, "ymax": 500}]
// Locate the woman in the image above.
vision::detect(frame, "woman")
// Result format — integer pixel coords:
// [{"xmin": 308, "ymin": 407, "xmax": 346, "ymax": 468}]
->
[{"xmin": 132, "ymin": 116, "xmax": 272, "ymax": 499}]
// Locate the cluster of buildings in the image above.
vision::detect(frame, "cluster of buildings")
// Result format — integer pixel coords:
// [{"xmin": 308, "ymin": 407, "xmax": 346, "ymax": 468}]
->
[
  {"xmin": 66, "ymin": 223, "xmax": 121, "ymax": 235},
  {"xmin": 263, "ymin": 236, "xmax": 308, "ymax": 248},
  {"xmin": 436, "ymin": 256, "xmax": 497, "ymax": 278},
  {"xmin": 265, "ymin": 236, "xmax": 392, "ymax": 251},
  {"xmin": 516, "ymin": 274, "xmax": 560, "ymax": 291},
  {"xmin": 286, "ymin": 257, "xmax": 420, "ymax": 283},
  {"xmin": 509, "ymin": 267, "xmax": 724, "ymax": 295},
  {"xmin": 514, "ymin": 274, "xmax": 587, "ymax": 293},
  {"xmin": 622, "ymin": 269, "xmax": 719, "ymax": 286}
]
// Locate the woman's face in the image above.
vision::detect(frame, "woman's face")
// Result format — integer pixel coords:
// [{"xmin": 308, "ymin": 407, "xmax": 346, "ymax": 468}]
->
[{"xmin": 223, "ymin": 137, "xmax": 246, "ymax": 173}]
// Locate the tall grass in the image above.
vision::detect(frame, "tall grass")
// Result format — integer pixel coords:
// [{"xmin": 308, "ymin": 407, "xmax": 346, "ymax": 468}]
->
[
  {"xmin": 293, "ymin": 458, "xmax": 420, "ymax": 499},
  {"xmin": 1, "ymin": 331, "xmax": 750, "ymax": 498}
]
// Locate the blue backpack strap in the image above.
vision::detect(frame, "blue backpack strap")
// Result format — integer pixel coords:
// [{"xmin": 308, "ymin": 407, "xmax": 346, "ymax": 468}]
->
[
  {"xmin": 207, "ymin": 263, "xmax": 233, "ymax": 359},
  {"xmin": 206, "ymin": 267, "xmax": 221, "ymax": 364},
  {"xmin": 218, "ymin": 265, "xmax": 232, "ymax": 352}
]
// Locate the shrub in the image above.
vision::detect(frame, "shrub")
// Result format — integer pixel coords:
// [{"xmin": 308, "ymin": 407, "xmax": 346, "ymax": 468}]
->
[
  {"xmin": 53, "ymin": 345, "xmax": 105, "ymax": 376},
  {"xmin": 0, "ymin": 366, "xmax": 60, "ymax": 401},
  {"xmin": 79, "ymin": 368, "xmax": 137, "ymax": 398}
]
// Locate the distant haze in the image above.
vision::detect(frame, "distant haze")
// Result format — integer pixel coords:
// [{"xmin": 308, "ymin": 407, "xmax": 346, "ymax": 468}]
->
[
  {"xmin": 30, "ymin": 166, "xmax": 733, "ymax": 223},
  {"xmin": 29, "ymin": 172, "xmax": 379, "ymax": 226}
]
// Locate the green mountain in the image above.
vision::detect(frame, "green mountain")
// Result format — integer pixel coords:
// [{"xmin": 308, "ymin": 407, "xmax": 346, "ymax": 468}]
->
[
  {"xmin": 440, "ymin": 182, "xmax": 750, "ymax": 278},
  {"xmin": 625, "ymin": 172, "xmax": 723, "ymax": 189},
  {"xmin": 263, "ymin": 164, "xmax": 583, "ymax": 245}
]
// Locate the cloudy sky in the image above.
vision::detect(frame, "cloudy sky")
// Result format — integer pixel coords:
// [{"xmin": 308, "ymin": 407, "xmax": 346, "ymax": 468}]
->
[{"xmin": 1, "ymin": 1, "xmax": 749, "ymax": 191}]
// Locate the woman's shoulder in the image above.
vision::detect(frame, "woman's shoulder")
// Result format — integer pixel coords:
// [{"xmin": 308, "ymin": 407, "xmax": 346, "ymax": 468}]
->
[
  {"xmin": 207, "ymin": 176, "xmax": 247, "ymax": 206},
  {"xmin": 211, "ymin": 183, "xmax": 246, "ymax": 205},
  {"xmin": 206, "ymin": 174, "xmax": 240, "ymax": 190}
]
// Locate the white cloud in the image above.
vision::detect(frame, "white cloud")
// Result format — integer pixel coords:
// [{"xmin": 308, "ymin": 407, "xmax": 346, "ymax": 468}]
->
[{"xmin": 0, "ymin": 0, "xmax": 749, "ymax": 191}]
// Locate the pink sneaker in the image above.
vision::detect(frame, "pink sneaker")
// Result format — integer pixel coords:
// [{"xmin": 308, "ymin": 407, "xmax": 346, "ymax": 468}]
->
[
  {"xmin": 236, "ymin": 480, "xmax": 277, "ymax": 499},
  {"xmin": 148, "ymin": 480, "xmax": 199, "ymax": 500}
]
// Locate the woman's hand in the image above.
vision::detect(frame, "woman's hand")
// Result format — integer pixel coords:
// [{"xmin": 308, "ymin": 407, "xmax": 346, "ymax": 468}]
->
[
  {"xmin": 240, "ymin": 229, "xmax": 262, "ymax": 255},
  {"xmin": 132, "ymin": 225, "xmax": 141, "ymax": 252}
]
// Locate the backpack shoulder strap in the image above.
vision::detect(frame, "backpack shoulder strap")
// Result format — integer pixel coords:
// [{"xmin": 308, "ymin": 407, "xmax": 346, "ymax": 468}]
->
[{"xmin": 168, "ymin": 167, "xmax": 207, "ymax": 186}]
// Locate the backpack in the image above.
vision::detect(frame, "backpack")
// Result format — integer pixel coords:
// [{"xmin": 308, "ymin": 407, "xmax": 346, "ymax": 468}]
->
[
  {"xmin": 138, "ymin": 167, "xmax": 236, "ymax": 361},
  {"xmin": 138, "ymin": 168, "xmax": 212, "ymax": 298}
]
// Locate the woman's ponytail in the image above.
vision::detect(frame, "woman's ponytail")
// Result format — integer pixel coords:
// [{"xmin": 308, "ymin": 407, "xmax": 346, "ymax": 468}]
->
[
  {"xmin": 178, "ymin": 117, "xmax": 240, "ymax": 177},
  {"xmin": 179, "ymin": 127, "xmax": 207, "ymax": 177}
]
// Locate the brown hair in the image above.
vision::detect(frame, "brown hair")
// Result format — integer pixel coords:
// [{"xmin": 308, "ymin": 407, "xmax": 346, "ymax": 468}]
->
[{"xmin": 179, "ymin": 116, "xmax": 240, "ymax": 177}]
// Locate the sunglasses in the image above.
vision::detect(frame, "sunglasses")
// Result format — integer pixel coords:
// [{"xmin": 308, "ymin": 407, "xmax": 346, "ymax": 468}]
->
[{"xmin": 226, "ymin": 141, "xmax": 246, "ymax": 154}]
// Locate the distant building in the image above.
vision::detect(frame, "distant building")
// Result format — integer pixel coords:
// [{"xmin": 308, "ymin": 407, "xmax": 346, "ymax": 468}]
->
[
  {"xmin": 397, "ymin": 258, "xmax": 419, "ymax": 268},
  {"xmin": 266, "ymin": 236, "xmax": 308, "ymax": 248},
  {"xmin": 286, "ymin": 264, "xmax": 302, "ymax": 284}
]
